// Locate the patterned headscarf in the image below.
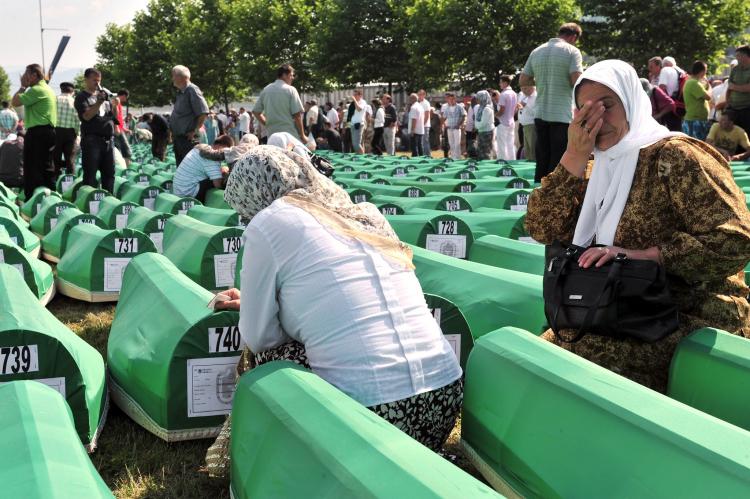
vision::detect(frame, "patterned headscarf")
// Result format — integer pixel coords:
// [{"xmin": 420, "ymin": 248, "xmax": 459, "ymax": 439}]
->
[
  {"xmin": 224, "ymin": 145, "xmax": 413, "ymax": 268},
  {"xmin": 475, "ymin": 90, "xmax": 492, "ymax": 122}
]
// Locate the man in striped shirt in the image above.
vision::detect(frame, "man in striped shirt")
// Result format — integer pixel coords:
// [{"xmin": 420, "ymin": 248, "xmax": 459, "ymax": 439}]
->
[
  {"xmin": 0, "ymin": 101, "xmax": 19, "ymax": 140},
  {"xmin": 54, "ymin": 82, "xmax": 80, "ymax": 175},
  {"xmin": 173, "ymin": 134, "xmax": 233, "ymax": 202}
]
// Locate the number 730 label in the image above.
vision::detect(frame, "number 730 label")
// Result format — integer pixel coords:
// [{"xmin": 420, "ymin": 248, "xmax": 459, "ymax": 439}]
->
[
  {"xmin": 0, "ymin": 345, "xmax": 39, "ymax": 375},
  {"xmin": 208, "ymin": 326, "xmax": 245, "ymax": 353}
]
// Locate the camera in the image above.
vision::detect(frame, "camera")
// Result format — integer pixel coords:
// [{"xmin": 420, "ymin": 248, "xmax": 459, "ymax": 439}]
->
[{"xmin": 96, "ymin": 84, "xmax": 116, "ymax": 101}]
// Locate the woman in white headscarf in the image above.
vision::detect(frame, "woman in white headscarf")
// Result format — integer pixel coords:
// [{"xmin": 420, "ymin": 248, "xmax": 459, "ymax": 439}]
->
[
  {"xmin": 204, "ymin": 145, "xmax": 462, "ymax": 476},
  {"xmin": 474, "ymin": 90, "xmax": 495, "ymax": 159},
  {"xmin": 526, "ymin": 60, "xmax": 750, "ymax": 392}
]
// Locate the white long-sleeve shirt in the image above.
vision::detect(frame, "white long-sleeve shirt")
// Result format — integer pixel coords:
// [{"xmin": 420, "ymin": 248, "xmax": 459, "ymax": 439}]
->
[{"xmin": 239, "ymin": 199, "xmax": 462, "ymax": 407}]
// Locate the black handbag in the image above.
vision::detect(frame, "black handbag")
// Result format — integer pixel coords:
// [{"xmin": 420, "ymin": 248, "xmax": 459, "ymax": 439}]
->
[{"xmin": 543, "ymin": 241, "xmax": 679, "ymax": 343}]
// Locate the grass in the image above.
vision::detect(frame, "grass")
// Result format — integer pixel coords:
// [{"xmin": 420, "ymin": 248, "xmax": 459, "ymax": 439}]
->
[{"xmin": 47, "ymin": 294, "xmax": 482, "ymax": 498}]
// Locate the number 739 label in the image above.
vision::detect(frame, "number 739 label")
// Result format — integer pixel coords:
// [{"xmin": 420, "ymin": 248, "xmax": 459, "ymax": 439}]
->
[
  {"xmin": 0, "ymin": 345, "xmax": 39, "ymax": 375},
  {"xmin": 208, "ymin": 326, "xmax": 245, "ymax": 353}
]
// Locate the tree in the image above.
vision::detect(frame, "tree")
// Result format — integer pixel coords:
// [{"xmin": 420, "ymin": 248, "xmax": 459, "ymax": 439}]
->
[
  {"xmin": 0, "ymin": 66, "xmax": 10, "ymax": 103},
  {"xmin": 579, "ymin": 0, "xmax": 750, "ymax": 74},
  {"xmin": 400, "ymin": 0, "xmax": 580, "ymax": 91},
  {"xmin": 173, "ymin": 0, "xmax": 248, "ymax": 111},
  {"xmin": 314, "ymin": 0, "xmax": 410, "ymax": 92},
  {"xmin": 231, "ymin": 0, "xmax": 326, "ymax": 92}
]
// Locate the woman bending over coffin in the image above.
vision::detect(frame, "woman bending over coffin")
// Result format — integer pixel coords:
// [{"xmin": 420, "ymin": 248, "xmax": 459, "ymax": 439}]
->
[
  {"xmin": 205, "ymin": 145, "xmax": 462, "ymax": 476},
  {"xmin": 525, "ymin": 60, "xmax": 750, "ymax": 393}
]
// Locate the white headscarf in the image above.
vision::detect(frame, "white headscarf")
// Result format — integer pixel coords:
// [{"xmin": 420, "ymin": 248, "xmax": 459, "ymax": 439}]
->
[{"xmin": 572, "ymin": 60, "xmax": 683, "ymax": 247}]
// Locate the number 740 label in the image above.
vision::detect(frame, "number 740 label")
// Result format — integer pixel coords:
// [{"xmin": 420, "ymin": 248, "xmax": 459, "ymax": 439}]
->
[
  {"xmin": 0, "ymin": 345, "xmax": 39, "ymax": 375},
  {"xmin": 208, "ymin": 326, "xmax": 245, "ymax": 353}
]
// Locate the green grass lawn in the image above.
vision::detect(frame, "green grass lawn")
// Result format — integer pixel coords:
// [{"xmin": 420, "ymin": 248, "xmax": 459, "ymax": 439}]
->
[{"xmin": 47, "ymin": 294, "xmax": 481, "ymax": 498}]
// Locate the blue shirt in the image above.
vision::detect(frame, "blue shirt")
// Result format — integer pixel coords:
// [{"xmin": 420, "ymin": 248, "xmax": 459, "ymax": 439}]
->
[{"xmin": 172, "ymin": 148, "xmax": 222, "ymax": 197}]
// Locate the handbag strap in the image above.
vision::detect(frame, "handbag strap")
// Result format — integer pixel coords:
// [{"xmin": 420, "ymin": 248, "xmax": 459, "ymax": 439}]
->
[{"xmin": 552, "ymin": 252, "xmax": 627, "ymax": 343}]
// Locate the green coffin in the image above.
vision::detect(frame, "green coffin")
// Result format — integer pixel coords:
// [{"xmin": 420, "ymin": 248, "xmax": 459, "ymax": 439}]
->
[
  {"xmin": 411, "ymin": 245, "xmax": 546, "ymax": 337},
  {"xmin": 119, "ymin": 183, "xmax": 163, "ymax": 210},
  {"xmin": 230, "ymin": 361, "xmax": 501, "ymax": 499},
  {"xmin": 29, "ymin": 195, "xmax": 76, "ymax": 236},
  {"xmin": 112, "ymin": 177, "xmax": 130, "ymax": 198},
  {"xmin": 55, "ymin": 173, "xmax": 78, "ymax": 196},
  {"xmin": 126, "ymin": 207, "xmax": 172, "ymax": 253},
  {"xmin": 40, "ymin": 208, "xmax": 106, "ymax": 262},
  {"xmin": 461, "ymin": 327, "xmax": 750, "ymax": 498},
  {"xmin": 123, "ymin": 171, "xmax": 152, "ymax": 187},
  {"xmin": 20, "ymin": 187, "xmax": 61, "ymax": 221},
  {"xmin": 150, "ymin": 173, "xmax": 174, "ymax": 193},
  {"xmin": 425, "ymin": 294, "xmax": 473, "ymax": 369},
  {"xmin": 74, "ymin": 185, "xmax": 110, "ymax": 215},
  {"xmin": 95, "ymin": 197, "xmax": 139, "ymax": 229},
  {"xmin": 0, "ymin": 197, "xmax": 21, "ymax": 219},
  {"xmin": 468, "ymin": 235, "xmax": 545, "ymax": 274},
  {"xmin": 0, "ymin": 228, "xmax": 55, "ymax": 304},
  {"xmin": 162, "ymin": 215, "xmax": 243, "ymax": 291},
  {"xmin": 56, "ymin": 225, "xmax": 157, "ymax": 301},
  {"xmin": 154, "ymin": 192, "xmax": 201, "ymax": 215},
  {"xmin": 0, "ymin": 265, "xmax": 108, "ymax": 449},
  {"xmin": 61, "ymin": 178, "xmax": 85, "ymax": 202},
  {"xmin": 0, "ymin": 207, "xmax": 40, "ymax": 257},
  {"xmin": 108, "ymin": 253, "xmax": 241, "ymax": 441},
  {"xmin": 187, "ymin": 205, "xmax": 241, "ymax": 228},
  {"xmin": 204, "ymin": 189, "xmax": 230, "ymax": 209},
  {"xmin": 0, "ymin": 182, "xmax": 17, "ymax": 202},
  {"xmin": 669, "ymin": 328, "xmax": 750, "ymax": 431},
  {"xmin": 0, "ymin": 382, "xmax": 112, "ymax": 498}
]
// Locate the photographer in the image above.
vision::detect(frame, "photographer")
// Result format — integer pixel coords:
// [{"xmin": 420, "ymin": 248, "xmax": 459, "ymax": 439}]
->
[{"xmin": 74, "ymin": 68, "xmax": 118, "ymax": 194}]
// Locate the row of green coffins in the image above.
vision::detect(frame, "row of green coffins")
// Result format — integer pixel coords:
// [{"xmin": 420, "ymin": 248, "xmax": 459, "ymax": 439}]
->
[
  {"xmin": 0, "ymin": 265, "xmax": 107, "ymax": 450},
  {"xmin": 0, "ymin": 382, "xmax": 112, "ymax": 498}
]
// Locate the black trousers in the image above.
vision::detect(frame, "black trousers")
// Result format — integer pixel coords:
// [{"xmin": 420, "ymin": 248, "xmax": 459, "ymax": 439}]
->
[
  {"xmin": 174, "ymin": 134, "xmax": 198, "ymax": 166},
  {"xmin": 152, "ymin": 134, "xmax": 168, "ymax": 161},
  {"xmin": 53, "ymin": 127, "xmax": 77, "ymax": 175},
  {"xmin": 411, "ymin": 133, "xmax": 424, "ymax": 157},
  {"xmin": 534, "ymin": 119, "xmax": 569, "ymax": 182},
  {"xmin": 81, "ymin": 134, "xmax": 115, "ymax": 194},
  {"xmin": 371, "ymin": 127, "xmax": 384, "ymax": 155},
  {"xmin": 23, "ymin": 125, "xmax": 56, "ymax": 199},
  {"xmin": 732, "ymin": 107, "xmax": 750, "ymax": 138},
  {"xmin": 465, "ymin": 130, "xmax": 477, "ymax": 158},
  {"xmin": 196, "ymin": 178, "xmax": 214, "ymax": 203}
]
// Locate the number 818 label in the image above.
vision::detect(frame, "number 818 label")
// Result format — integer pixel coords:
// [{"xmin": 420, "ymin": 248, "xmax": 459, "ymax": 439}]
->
[
  {"xmin": 208, "ymin": 326, "xmax": 244, "ymax": 353},
  {"xmin": 0, "ymin": 345, "xmax": 39, "ymax": 375}
]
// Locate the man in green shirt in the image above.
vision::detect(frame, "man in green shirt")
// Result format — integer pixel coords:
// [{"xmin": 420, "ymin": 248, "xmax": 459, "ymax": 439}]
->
[
  {"xmin": 727, "ymin": 45, "xmax": 750, "ymax": 137},
  {"xmin": 682, "ymin": 60, "xmax": 712, "ymax": 141},
  {"xmin": 11, "ymin": 63, "xmax": 57, "ymax": 198}
]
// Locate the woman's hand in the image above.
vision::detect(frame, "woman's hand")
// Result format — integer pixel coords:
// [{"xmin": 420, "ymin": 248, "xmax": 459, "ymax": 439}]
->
[
  {"xmin": 213, "ymin": 288, "xmax": 241, "ymax": 310},
  {"xmin": 578, "ymin": 246, "xmax": 662, "ymax": 268},
  {"xmin": 560, "ymin": 100, "xmax": 605, "ymax": 177}
]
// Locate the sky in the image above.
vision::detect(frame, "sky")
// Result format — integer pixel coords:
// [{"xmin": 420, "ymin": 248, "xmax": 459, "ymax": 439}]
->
[{"xmin": 1, "ymin": 0, "xmax": 150, "ymax": 92}]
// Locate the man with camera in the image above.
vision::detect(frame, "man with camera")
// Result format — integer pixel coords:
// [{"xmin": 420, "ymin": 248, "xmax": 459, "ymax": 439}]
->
[
  {"xmin": 74, "ymin": 67, "xmax": 118, "ymax": 194},
  {"xmin": 11, "ymin": 63, "xmax": 57, "ymax": 199}
]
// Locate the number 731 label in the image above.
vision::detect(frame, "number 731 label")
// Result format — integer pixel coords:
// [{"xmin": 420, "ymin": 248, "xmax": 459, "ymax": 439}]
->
[
  {"xmin": 115, "ymin": 238, "xmax": 138, "ymax": 253},
  {"xmin": 208, "ymin": 326, "xmax": 245, "ymax": 353},
  {"xmin": 0, "ymin": 345, "xmax": 39, "ymax": 375}
]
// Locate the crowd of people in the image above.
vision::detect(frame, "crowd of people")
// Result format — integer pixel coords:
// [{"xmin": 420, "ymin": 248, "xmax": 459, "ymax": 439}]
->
[{"xmin": 4, "ymin": 20, "xmax": 750, "ymax": 476}]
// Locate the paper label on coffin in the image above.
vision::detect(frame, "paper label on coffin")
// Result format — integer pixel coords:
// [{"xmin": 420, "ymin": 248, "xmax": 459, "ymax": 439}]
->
[
  {"xmin": 186, "ymin": 356, "xmax": 240, "ymax": 417},
  {"xmin": 0, "ymin": 377, "xmax": 66, "ymax": 398},
  {"xmin": 144, "ymin": 198, "xmax": 156, "ymax": 210},
  {"xmin": 426, "ymin": 234, "xmax": 467, "ymax": 259},
  {"xmin": 149, "ymin": 232, "xmax": 164, "ymax": 253},
  {"xmin": 214, "ymin": 254, "xmax": 237, "ymax": 288},
  {"xmin": 89, "ymin": 201, "xmax": 100, "ymax": 214},
  {"xmin": 103, "ymin": 257, "xmax": 131, "ymax": 292}
]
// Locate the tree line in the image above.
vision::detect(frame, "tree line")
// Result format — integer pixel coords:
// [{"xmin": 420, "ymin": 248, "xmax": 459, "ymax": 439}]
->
[{"xmin": 90, "ymin": 0, "xmax": 749, "ymax": 108}]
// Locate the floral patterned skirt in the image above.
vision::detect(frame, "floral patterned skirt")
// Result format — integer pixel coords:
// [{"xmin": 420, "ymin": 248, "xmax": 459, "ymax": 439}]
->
[{"xmin": 205, "ymin": 341, "xmax": 462, "ymax": 478}]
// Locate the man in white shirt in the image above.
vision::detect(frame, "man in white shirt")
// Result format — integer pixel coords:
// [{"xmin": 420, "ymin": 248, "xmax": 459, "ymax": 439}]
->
[
  {"xmin": 350, "ymin": 89, "xmax": 367, "ymax": 154},
  {"xmin": 418, "ymin": 89, "xmax": 431, "ymax": 156},
  {"xmin": 325, "ymin": 102, "xmax": 339, "ymax": 130},
  {"xmin": 658, "ymin": 60, "xmax": 680, "ymax": 97},
  {"xmin": 306, "ymin": 99, "xmax": 320, "ymax": 137},
  {"xmin": 408, "ymin": 93, "xmax": 425, "ymax": 157},
  {"xmin": 441, "ymin": 92, "xmax": 466, "ymax": 160},
  {"xmin": 495, "ymin": 75, "xmax": 517, "ymax": 160},
  {"xmin": 518, "ymin": 85, "xmax": 537, "ymax": 160},
  {"xmin": 238, "ymin": 107, "xmax": 250, "ymax": 138}
]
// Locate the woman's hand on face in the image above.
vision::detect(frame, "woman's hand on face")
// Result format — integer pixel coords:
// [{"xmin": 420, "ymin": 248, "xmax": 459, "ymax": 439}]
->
[
  {"xmin": 559, "ymin": 100, "xmax": 605, "ymax": 177},
  {"xmin": 569, "ymin": 100, "xmax": 605, "ymax": 157},
  {"xmin": 213, "ymin": 288, "xmax": 241, "ymax": 310}
]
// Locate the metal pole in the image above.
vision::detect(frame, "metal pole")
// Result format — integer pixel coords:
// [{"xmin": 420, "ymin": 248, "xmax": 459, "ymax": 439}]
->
[{"xmin": 39, "ymin": 0, "xmax": 46, "ymax": 74}]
